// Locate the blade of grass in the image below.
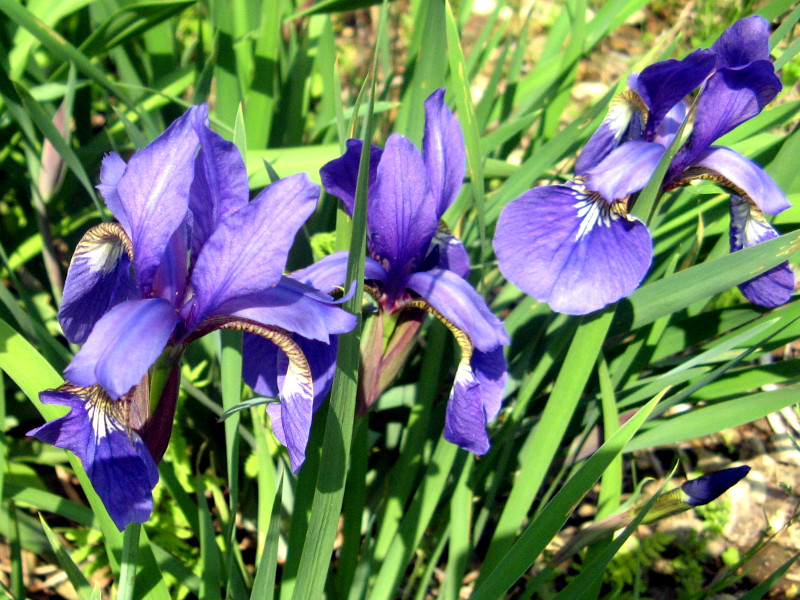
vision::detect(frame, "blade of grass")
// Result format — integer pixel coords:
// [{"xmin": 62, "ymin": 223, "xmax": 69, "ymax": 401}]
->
[
  {"xmin": 39, "ymin": 515, "xmax": 93, "ymax": 600},
  {"xmin": 250, "ymin": 474, "xmax": 284, "ymax": 600}
]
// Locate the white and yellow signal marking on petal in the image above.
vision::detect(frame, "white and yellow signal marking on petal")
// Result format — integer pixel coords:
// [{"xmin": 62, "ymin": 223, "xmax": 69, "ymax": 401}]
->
[{"xmin": 74, "ymin": 223, "xmax": 134, "ymax": 274}]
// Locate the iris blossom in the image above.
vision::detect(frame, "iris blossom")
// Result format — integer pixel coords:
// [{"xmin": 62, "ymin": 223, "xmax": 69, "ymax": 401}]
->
[
  {"xmin": 29, "ymin": 105, "xmax": 355, "ymax": 529},
  {"xmin": 495, "ymin": 16, "xmax": 793, "ymax": 315},
  {"xmin": 296, "ymin": 89, "xmax": 509, "ymax": 455}
]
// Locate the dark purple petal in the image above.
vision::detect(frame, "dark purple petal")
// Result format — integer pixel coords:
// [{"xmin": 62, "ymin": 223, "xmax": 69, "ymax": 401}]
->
[
  {"xmin": 494, "ymin": 185, "xmax": 652, "ymax": 315},
  {"xmin": 682, "ymin": 465, "xmax": 750, "ymax": 506},
  {"xmin": 575, "ymin": 92, "xmax": 646, "ymax": 175},
  {"xmin": 729, "ymin": 195, "xmax": 794, "ymax": 307},
  {"xmin": 676, "ymin": 62, "xmax": 781, "ymax": 170},
  {"xmin": 712, "ymin": 16, "xmax": 771, "ymax": 67},
  {"xmin": 115, "ymin": 105, "xmax": 205, "ymax": 297},
  {"xmin": 59, "ymin": 228, "xmax": 138, "ymax": 344},
  {"xmin": 422, "ymin": 89, "xmax": 466, "ymax": 217},
  {"xmin": 189, "ymin": 174, "xmax": 320, "ymax": 326},
  {"xmin": 64, "ymin": 298, "xmax": 179, "ymax": 399},
  {"xmin": 28, "ymin": 388, "xmax": 159, "ymax": 531},
  {"xmin": 319, "ymin": 139, "xmax": 383, "ymax": 215},
  {"xmin": 291, "ymin": 251, "xmax": 389, "ymax": 294},
  {"xmin": 653, "ymin": 100, "xmax": 687, "ymax": 148},
  {"xmin": 152, "ymin": 220, "xmax": 189, "ymax": 308},
  {"xmin": 188, "ymin": 123, "xmax": 249, "ymax": 259},
  {"xmin": 584, "ymin": 140, "xmax": 665, "ymax": 202},
  {"xmin": 369, "ymin": 134, "xmax": 439, "ymax": 282},
  {"xmin": 632, "ymin": 49, "xmax": 716, "ymax": 131},
  {"xmin": 405, "ymin": 269, "xmax": 509, "ymax": 351},
  {"xmin": 473, "ymin": 346, "xmax": 507, "ymax": 423},
  {"xmin": 422, "ymin": 227, "xmax": 471, "ymax": 277},
  {"xmin": 695, "ymin": 146, "xmax": 790, "ymax": 215},
  {"xmin": 215, "ymin": 276, "xmax": 357, "ymax": 342},
  {"xmin": 97, "ymin": 153, "xmax": 128, "ymax": 229}
]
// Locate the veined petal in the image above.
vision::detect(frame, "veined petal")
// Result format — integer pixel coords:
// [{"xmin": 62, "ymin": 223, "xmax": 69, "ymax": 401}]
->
[
  {"xmin": 189, "ymin": 174, "xmax": 320, "ymax": 326},
  {"xmin": 729, "ymin": 195, "xmax": 794, "ymax": 307},
  {"xmin": 59, "ymin": 223, "xmax": 138, "ymax": 344},
  {"xmin": 152, "ymin": 220, "xmax": 189, "ymax": 308},
  {"xmin": 291, "ymin": 251, "xmax": 389, "ymax": 294},
  {"xmin": 369, "ymin": 134, "xmax": 439, "ymax": 281},
  {"xmin": 223, "ymin": 323, "xmax": 315, "ymax": 472},
  {"xmin": 405, "ymin": 269, "xmax": 509, "ymax": 351},
  {"xmin": 575, "ymin": 91, "xmax": 646, "ymax": 175},
  {"xmin": 584, "ymin": 140, "xmax": 665, "ymax": 202},
  {"xmin": 116, "ymin": 105, "xmax": 205, "ymax": 297},
  {"xmin": 494, "ymin": 185, "xmax": 652, "ymax": 315},
  {"xmin": 211, "ymin": 276, "xmax": 357, "ymax": 342},
  {"xmin": 632, "ymin": 49, "xmax": 716, "ymax": 130},
  {"xmin": 97, "ymin": 153, "xmax": 128, "ymax": 229},
  {"xmin": 319, "ymin": 139, "xmax": 382, "ymax": 215},
  {"xmin": 423, "ymin": 88, "xmax": 466, "ymax": 217},
  {"xmin": 712, "ymin": 16, "xmax": 771, "ymax": 67},
  {"xmin": 690, "ymin": 146, "xmax": 790, "ymax": 215},
  {"xmin": 28, "ymin": 386, "xmax": 159, "ymax": 531},
  {"xmin": 188, "ymin": 123, "xmax": 249, "ymax": 259},
  {"xmin": 64, "ymin": 298, "xmax": 179, "ymax": 399},
  {"xmin": 676, "ymin": 62, "xmax": 781, "ymax": 169},
  {"xmin": 653, "ymin": 100, "xmax": 687, "ymax": 148}
]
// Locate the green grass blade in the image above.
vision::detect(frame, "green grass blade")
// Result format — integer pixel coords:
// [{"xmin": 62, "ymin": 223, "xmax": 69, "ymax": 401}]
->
[
  {"xmin": 39, "ymin": 515, "xmax": 93, "ymax": 600},
  {"xmin": 470, "ymin": 391, "xmax": 663, "ymax": 600},
  {"xmin": 250, "ymin": 474, "xmax": 283, "ymax": 600}
]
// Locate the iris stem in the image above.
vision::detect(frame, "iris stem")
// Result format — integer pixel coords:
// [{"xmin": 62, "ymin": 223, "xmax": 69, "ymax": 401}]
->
[{"xmin": 118, "ymin": 522, "xmax": 141, "ymax": 600}]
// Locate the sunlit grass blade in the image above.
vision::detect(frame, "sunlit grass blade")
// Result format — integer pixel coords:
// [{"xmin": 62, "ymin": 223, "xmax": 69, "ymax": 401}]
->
[
  {"xmin": 197, "ymin": 471, "xmax": 223, "ymax": 600},
  {"xmin": 470, "ymin": 391, "xmax": 663, "ymax": 600},
  {"xmin": 39, "ymin": 515, "xmax": 93, "ymax": 600},
  {"xmin": 250, "ymin": 474, "xmax": 283, "ymax": 600},
  {"xmin": 443, "ymin": 453, "xmax": 473, "ymax": 600}
]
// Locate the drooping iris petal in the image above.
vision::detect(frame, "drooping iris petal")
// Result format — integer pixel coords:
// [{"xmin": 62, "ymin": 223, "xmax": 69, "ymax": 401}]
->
[
  {"xmin": 189, "ymin": 174, "xmax": 320, "ymax": 326},
  {"xmin": 575, "ymin": 91, "xmax": 646, "ymax": 175},
  {"xmin": 64, "ymin": 298, "xmax": 179, "ymax": 399},
  {"xmin": 215, "ymin": 277, "xmax": 357, "ymax": 342},
  {"xmin": 405, "ymin": 269, "xmax": 509, "ymax": 351},
  {"xmin": 291, "ymin": 251, "xmax": 389, "ymax": 294},
  {"xmin": 188, "ymin": 123, "xmax": 249, "ymax": 259},
  {"xmin": 115, "ymin": 105, "xmax": 205, "ymax": 297},
  {"xmin": 584, "ymin": 140, "xmax": 665, "ymax": 202},
  {"xmin": 631, "ymin": 48, "xmax": 716, "ymax": 131},
  {"xmin": 97, "ymin": 153, "xmax": 128, "ymax": 229},
  {"xmin": 422, "ymin": 88, "xmax": 466, "ymax": 217},
  {"xmin": 712, "ymin": 16, "xmax": 770, "ymax": 67},
  {"xmin": 693, "ymin": 146, "xmax": 790, "ymax": 215},
  {"xmin": 729, "ymin": 195, "xmax": 794, "ymax": 307},
  {"xmin": 682, "ymin": 465, "xmax": 751, "ymax": 506},
  {"xmin": 369, "ymin": 134, "xmax": 439, "ymax": 285},
  {"xmin": 676, "ymin": 62, "xmax": 781, "ymax": 170},
  {"xmin": 319, "ymin": 139, "xmax": 382, "ymax": 215},
  {"xmin": 444, "ymin": 363, "xmax": 487, "ymax": 454},
  {"xmin": 59, "ymin": 224, "xmax": 138, "ymax": 344},
  {"xmin": 28, "ymin": 387, "xmax": 159, "ymax": 531},
  {"xmin": 494, "ymin": 185, "xmax": 652, "ymax": 315},
  {"xmin": 472, "ymin": 346, "xmax": 507, "ymax": 423}
]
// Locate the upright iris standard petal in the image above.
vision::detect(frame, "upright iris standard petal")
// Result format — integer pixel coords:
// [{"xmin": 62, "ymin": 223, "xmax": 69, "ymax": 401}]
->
[
  {"xmin": 425, "ymin": 225, "xmax": 471, "ymax": 278},
  {"xmin": 631, "ymin": 49, "xmax": 716, "ymax": 130},
  {"xmin": 676, "ymin": 62, "xmax": 781, "ymax": 170},
  {"xmin": 369, "ymin": 134, "xmax": 439, "ymax": 284},
  {"xmin": 64, "ymin": 298, "xmax": 180, "ymax": 399},
  {"xmin": 319, "ymin": 139, "xmax": 383, "ymax": 215},
  {"xmin": 712, "ymin": 16, "xmax": 771, "ymax": 66},
  {"xmin": 422, "ymin": 89, "xmax": 466, "ymax": 217},
  {"xmin": 58, "ymin": 223, "xmax": 138, "ymax": 344},
  {"xmin": 97, "ymin": 153, "xmax": 128, "ymax": 230},
  {"xmin": 115, "ymin": 105, "xmax": 204, "ymax": 297},
  {"xmin": 189, "ymin": 174, "xmax": 320, "ymax": 326},
  {"xmin": 693, "ymin": 147, "xmax": 790, "ymax": 215},
  {"xmin": 28, "ymin": 387, "xmax": 159, "ymax": 531},
  {"xmin": 495, "ymin": 185, "xmax": 652, "ymax": 315},
  {"xmin": 188, "ymin": 123, "xmax": 249, "ymax": 258},
  {"xmin": 729, "ymin": 195, "xmax": 794, "ymax": 307}
]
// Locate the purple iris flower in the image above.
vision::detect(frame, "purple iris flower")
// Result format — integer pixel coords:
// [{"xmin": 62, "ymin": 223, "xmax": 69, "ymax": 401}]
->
[
  {"xmin": 682, "ymin": 465, "xmax": 750, "ymax": 506},
  {"xmin": 296, "ymin": 89, "xmax": 509, "ymax": 455},
  {"xmin": 28, "ymin": 105, "xmax": 356, "ymax": 530},
  {"xmin": 495, "ymin": 16, "xmax": 793, "ymax": 315}
]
